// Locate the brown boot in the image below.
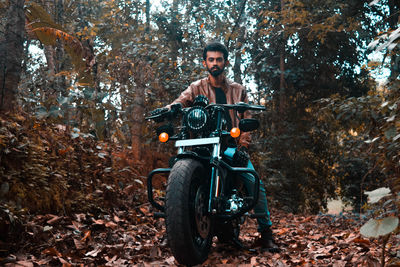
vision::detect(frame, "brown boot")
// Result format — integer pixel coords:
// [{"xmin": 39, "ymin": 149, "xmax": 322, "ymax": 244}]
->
[{"xmin": 259, "ymin": 227, "xmax": 280, "ymax": 253}]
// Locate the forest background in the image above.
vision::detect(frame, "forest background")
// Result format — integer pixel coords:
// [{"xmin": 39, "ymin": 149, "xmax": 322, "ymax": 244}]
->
[{"xmin": 0, "ymin": 0, "xmax": 399, "ymax": 264}]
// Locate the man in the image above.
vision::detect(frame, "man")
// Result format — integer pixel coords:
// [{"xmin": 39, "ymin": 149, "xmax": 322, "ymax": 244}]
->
[{"xmin": 158, "ymin": 41, "xmax": 279, "ymax": 251}]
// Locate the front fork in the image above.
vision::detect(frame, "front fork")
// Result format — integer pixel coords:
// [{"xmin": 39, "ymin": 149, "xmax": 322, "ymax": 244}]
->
[
  {"xmin": 177, "ymin": 142, "xmax": 221, "ymax": 214},
  {"xmin": 208, "ymin": 143, "xmax": 221, "ymax": 214},
  {"xmin": 148, "ymin": 142, "xmax": 259, "ymax": 219}
]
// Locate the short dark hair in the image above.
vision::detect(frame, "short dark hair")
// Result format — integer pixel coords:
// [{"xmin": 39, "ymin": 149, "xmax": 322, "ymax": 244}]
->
[{"xmin": 203, "ymin": 41, "xmax": 228, "ymax": 61}]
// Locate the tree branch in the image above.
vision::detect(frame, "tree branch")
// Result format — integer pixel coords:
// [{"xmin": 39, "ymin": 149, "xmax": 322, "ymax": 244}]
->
[{"xmin": 226, "ymin": 0, "xmax": 247, "ymax": 51}]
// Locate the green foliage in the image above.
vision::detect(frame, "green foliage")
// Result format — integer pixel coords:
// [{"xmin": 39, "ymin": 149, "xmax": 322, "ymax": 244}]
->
[
  {"xmin": 361, "ymin": 216, "xmax": 399, "ymax": 238},
  {"xmin": 359, "ymin": 186, "xmax": 398, "ymax": 266}
]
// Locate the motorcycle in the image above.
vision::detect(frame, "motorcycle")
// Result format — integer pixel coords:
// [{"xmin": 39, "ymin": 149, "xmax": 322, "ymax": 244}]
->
[{"xmin": 146, "ymin": 95, "xmax": 265, "ymax": 266}]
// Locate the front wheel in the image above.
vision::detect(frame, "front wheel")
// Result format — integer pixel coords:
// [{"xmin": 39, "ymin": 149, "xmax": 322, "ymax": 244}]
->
[{"xmin": 165, "ymin": 159, "xmax": 213, "ymax": 266}]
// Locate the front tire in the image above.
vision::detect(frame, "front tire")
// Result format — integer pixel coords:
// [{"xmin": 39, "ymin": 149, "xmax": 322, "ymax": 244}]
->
[{"xmin": 165, "ymin": 159, "xmax": 212, "ymax": 266}]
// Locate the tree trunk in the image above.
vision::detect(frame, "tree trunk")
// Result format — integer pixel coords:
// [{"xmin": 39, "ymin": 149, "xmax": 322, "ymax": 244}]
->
[
  {"xmin": 388, "ymin": 0, "xmax": 400, "ymax": 81},
  {"xmin": 146, "ymin": 0, "xmax": 150, "ymax": 33},
  {"xmin": 41, "ymin": 0, "xmax": 58, "ymax": 108},
  {"xmin": 233, "ymin": 27, "xmax": 245, "ymax": 84},
  {"xmin": 130, "ymin": 62, "xmax": 149, "ymax": 162},
  {"xmin": 0, "ymin": 0, "xmax": 25, "ymax": 112},
  {"xmin": 131, "ymin": 93, "xmax": 144, "ymax": 161},
  {"xmin": 169, "ymin": 0, "xmax": 180, "ymax": 63},
  {"xmin": 279, "ymin": 0, "xmax": 286, "ymax": 114},
  {"xmin": 279, "ymin": 52, "xmax": 286, "ymax": 112}
]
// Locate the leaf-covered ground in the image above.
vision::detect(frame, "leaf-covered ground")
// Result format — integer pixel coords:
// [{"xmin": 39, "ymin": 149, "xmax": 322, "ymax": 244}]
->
[
  {"xmin": 1, "ymin": 114, "xmax": 399, "ymax": 266},
  {"xmin": 2, "ymin": 184, "xmax": 400, "ymax": 267}
]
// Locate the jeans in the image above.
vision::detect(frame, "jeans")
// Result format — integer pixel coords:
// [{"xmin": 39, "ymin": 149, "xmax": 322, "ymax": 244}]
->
[{"xmin": 224, "ymin": 147, "xmax": 272, "ymax": 232}]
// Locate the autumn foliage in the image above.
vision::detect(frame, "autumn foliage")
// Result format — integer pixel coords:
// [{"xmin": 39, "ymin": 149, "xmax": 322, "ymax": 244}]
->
[{"xmin": 0, "ymin": 0, "xmax": 399, "ymax": 265}]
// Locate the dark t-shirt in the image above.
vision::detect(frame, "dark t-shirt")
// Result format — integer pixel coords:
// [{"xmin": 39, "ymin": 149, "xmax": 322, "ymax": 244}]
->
[
  {"xmin": 214, "ymin": 87, "xmax": 227, "ymax": 105},
  {"xmin": 213, "ymin": 87, "xmax": 232, "ymax": 129}
]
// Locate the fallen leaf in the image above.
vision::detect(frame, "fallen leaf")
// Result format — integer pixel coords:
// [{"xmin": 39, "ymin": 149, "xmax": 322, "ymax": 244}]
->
[
  {"xmin": 353, "ymin": 238, "xmax": 370, "ymax": 245},
  {"xmin": 301, "ymin": 216, "xmax": 314, "ymax": 222},
  {"xmin": 42, "ymin": 247, "xmax": 62, "ymax": 257},
  {"xmin": 43, "ymin": 225, "xmax": 53, "ymax": 232},
  {"xmin": 81, "ymin": 230, "xmax": 91, "ymax": 242},
  {"xmin": 149, "ymin": 246, "xmax": 160, "ymax": 259},
  {"xmin": 276, "ymin": 228, "xmax": 290, "ymax": 235},
  {"xmin": 73, "ymin": 238, "xmax": 85, "ymax": 250},
  {"xmin": 58, "ymin": 257, "xmax": 72, "ymax": 267},
  {"xmin": 105, "ymin": 221, "xmax": 118, "ymax": 229},
  {"xmin": 113, "ymin": 215, "xmax": 121, "ymax": 223},
  {"xmin": 309, "ymin": 234, "xmax": 324, "ymax": 240},
  {"xmin": 85, "ymin": 247, "xmax": 103, "ymax": 257},
  {"xmin": 47, "ymin": 215, "xmax": 62, "ymax": 225},
  {"xmin": 165, "ymin": 256, "xmax": 175, "ymax": 265},
  {"xmin": 71, "ymin": 220, "xmax": 83, "ymax": 230},
  {"xmin": 92, "ymin": 218, "xmax": 105, "ymax": 225},
  {"xmin": 333, "ymin": 260, "xmax": 347, "ymax": 267},
  {"xmin": 139, "ymin": 206, "xmax": 148, "ymax": 214},
  {"xmin": 15, "ymin": 261, "xmax": 34, "ymax": 267}
]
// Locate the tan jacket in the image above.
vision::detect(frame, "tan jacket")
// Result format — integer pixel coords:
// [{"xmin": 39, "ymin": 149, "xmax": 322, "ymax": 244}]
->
[{"xmin": 169, "ymin": 76, "xmax": 251, "ymax": 148}]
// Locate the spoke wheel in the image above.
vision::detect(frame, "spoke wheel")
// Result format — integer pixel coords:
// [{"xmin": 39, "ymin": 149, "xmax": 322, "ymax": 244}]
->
[{"xmin": 194, "ymin": 184, "xmax": 211, "ymax": 239}]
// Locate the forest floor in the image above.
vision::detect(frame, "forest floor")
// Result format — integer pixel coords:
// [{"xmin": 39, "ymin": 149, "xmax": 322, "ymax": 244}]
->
[
  {"xmin": 1, "ymin": 114, "xmax": 399, "ymax": 266},
  {"xmin": 2, "ymin": 185, "xmax": 400, "ymax": 267}
]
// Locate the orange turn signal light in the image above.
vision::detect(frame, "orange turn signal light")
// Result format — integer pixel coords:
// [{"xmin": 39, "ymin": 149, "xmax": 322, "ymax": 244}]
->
[
  {"xmin": 230, "ymin": 127, "xmax": 240, "ymax": 138},
  {"xmin": 159, "ymin": 132, "xmax": 169, "ymax": 143}
]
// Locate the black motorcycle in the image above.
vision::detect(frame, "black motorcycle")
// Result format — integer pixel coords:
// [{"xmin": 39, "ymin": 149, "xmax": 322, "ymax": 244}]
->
[{"xmin": 146, "ymin": 95, "xmax": 265, "ymax": 266}]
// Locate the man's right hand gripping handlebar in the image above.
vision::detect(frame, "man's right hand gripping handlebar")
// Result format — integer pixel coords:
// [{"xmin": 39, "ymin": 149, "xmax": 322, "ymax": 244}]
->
[{"xmin": 149, "ymin": 107, "xmax": 169, "ymax": 117}]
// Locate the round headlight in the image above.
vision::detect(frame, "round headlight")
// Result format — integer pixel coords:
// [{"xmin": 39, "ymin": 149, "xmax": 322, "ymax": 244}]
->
[{"xmin": 185, "ymin": 106, "xmax": 208, "ymax": 132}]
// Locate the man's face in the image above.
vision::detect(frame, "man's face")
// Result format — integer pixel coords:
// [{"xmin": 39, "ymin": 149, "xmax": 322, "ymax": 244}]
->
[{"xmin": 203, "ymin": 51, "xmax": 228, "ymax": 77}]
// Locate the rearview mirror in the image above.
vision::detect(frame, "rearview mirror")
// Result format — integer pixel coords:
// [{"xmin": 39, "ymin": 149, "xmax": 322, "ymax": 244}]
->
[{"xmin": 239, "ymin": 119, "xmax": 260, "ymax": 132}]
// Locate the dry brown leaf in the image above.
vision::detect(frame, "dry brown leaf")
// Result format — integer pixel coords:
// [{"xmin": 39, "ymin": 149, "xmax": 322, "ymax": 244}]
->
[
  {"xmin": 75, "ymin": 214, "xmax": 86, "ymax": 222},
  {"xmin": 41, "ymin": 247, "xmax": 62, "ymax": 257},
  {"xmin": 92, "ymin": 218, "xmax": 105, "ymax": 225},
  {"xmin": 105, "ymin": 221, "xmax": 118, "ymax": 229},
  {"xmin": 309, "ymin": 234, "xmax": 324, "ymax": 240},
  {"xmin": 46, "ymin": 215, "xmax": 62, "ymax": 225},
  {"xmin": 113, "ymin": 215, "xmax": 122, "ymax": 223},
  {"xmin": 276, "ymin": 227, "xmax": 290, "ymax": 235},
  {"xmin": 73, "ymin": 239, "xmax": 85, "ymax": 250},
  {"xmin": 164, "ymin": 256, "xmax": 176, "ymax": 265},
  {"xmin": 81, "ymin": 230, "xmax": 91, "ymax": 242},
  {"xmin": 352, "ymin": 237, "xmax": 371, "ymax": 246},
  {"xmin": 59, "ymin": 257, "xmax": 72, "ymax": 267},
  {"xmin": 15, "ymin": 261, "xmax": 34, "ymax": 267},
  {"xmin": 301, "ymin": 216, "xmax": 314, "ymax": 223},
  {"xmin": 139, "ymin": 206, "xmax": 148, "ymax": 214},
  {"xmin": 71, "ymin": 220, "xmax": 82, "ymax": 231},
  {"xmin": 149, "ymin": 247, "xmax": 161, "ymax": 259},
  {"xmin": 85, "ymin": 247, "xmax": 103, "ymax": 257},
  {"xmin": 332, "ymin": 260, "xmax": 347, "ymax": 267}
]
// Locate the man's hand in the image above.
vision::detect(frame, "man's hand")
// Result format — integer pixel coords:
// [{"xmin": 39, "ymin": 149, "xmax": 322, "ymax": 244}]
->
[
  {"xmin": 149, "ymin": 107, "xmax": 169, "ymax": 117},
  {"xmin": 169, "ymin": 103, "xmax": 182, "ymax": 116},
  {"xmin": 148, "ymin": 107, "xmax": 169, "ymax": 122},
  {"xmin": 232, "ymin": 146, "xmax": 250, "ymax": 167}
]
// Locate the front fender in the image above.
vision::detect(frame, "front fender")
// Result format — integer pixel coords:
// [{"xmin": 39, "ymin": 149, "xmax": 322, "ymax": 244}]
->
[{"xmin": 175, "ymin": 151, "xmax": 210, "ymax": 165}]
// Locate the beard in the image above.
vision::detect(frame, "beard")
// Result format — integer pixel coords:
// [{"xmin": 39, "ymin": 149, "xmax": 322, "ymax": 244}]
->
[{"xmin": 208, "ymin": 66, "xmax": 224, "ymax": 77}]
